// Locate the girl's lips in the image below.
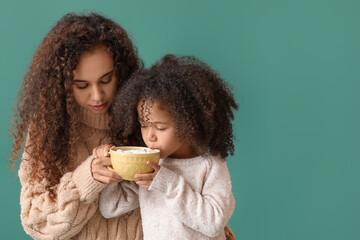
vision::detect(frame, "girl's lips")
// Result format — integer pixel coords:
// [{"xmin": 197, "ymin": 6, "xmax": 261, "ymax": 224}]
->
[{"xmin": 91, "ymin": 103, "xmax": 107, "ymax": 110}]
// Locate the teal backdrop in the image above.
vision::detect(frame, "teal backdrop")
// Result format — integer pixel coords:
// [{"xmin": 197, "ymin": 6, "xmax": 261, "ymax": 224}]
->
[{"xmin": 1, "ymin": 0, "xmax": 359, "ymax": 239}]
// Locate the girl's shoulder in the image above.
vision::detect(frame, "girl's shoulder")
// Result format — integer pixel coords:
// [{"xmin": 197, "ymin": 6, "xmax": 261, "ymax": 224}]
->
[
  {"xmin": 197, "ymin": 154, "xmax": 228, "ymax": 172},
  {"xmin": 161, "ymin": 154, "xmax": 226, "ymax": 170},
  {"xmin": 202, "ymin": 153, "xmax": 226, "ymax": 164}
]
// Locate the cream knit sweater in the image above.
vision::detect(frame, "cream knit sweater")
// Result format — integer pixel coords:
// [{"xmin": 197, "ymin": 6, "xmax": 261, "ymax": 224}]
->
[
  {"xmin": 18, "ymin": 108, "xmax": 143, "ymax": 240},
  {"xmin": 100, "ymin": 154, "xmax": 235, "ymax": 240}
]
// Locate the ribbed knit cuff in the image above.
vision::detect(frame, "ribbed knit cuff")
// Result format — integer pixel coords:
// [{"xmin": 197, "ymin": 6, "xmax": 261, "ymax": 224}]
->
[
  {"xmin": 73, "ymin": 155, "xmax": 107, "ymax": 203},
  {"xmin": 148, "ymin": 166, "xmax": 177, "ymax": 193}
]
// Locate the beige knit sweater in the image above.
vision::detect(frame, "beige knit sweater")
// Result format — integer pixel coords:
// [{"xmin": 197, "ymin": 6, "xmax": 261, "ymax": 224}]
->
[{"xmin": 18, "ymin": 108, "xmax": 143, "ymax": 240}]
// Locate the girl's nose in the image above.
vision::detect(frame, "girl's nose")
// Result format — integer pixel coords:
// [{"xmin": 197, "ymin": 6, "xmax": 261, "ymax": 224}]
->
[{"xmin": 147, "ymin": 128, "xmax": 157, "ymax": 142}]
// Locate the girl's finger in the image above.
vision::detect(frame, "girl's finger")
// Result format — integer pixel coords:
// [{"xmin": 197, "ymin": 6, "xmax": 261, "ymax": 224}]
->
[
  {"xmin": 135, "ymin": 180, "xmax": 151, "ymax": 189},
  {"xmin": 135, "ymin": 172, "xmax": 155, "ymax": 180},
  {"xmin": 147, "ymin": 161, "xmax": 160, "ymax": 171}
]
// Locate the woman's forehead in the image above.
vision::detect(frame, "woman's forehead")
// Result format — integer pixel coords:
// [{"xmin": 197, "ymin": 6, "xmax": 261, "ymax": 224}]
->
[{"xmin": 73, "ymin": 47, "xmax": 114, "ymax": 81}]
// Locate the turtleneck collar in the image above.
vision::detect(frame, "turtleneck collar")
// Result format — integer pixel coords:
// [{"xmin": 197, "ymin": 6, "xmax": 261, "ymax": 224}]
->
[{"xmin": 79, "ymin": 107, "xmax": 111, "ymax": 130}]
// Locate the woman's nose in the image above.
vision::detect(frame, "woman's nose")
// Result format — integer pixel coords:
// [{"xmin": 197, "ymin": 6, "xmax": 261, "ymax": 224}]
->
[{"xmin": 91, "ymin": 85, "xmax": 104, "ymax": 102}]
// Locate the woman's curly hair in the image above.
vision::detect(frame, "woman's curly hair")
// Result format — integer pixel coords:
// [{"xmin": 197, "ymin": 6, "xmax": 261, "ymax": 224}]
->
[
  {"xmin": 112, "ymin": 54, "xmax": 238, "ymax": 158},
  {"xmin": 10, "ymin": 12, "xmax": 142, "ymax": 193}
]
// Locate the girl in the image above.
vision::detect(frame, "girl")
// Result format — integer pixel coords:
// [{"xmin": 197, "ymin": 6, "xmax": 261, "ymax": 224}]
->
[
  {"xmin": 10, "ymin": 12, "xmax": 144, "ymax": 239},
  {"xmin": 98, "ymin": 54, "xmax": 238, "ymax": 239}
]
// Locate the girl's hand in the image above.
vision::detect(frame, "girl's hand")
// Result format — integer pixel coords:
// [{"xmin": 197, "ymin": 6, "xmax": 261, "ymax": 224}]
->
[
  {"xmin": 91, "ymin": 144, "xmax": 123, "ymax": 184},
  {"xmin": 134, "ymin": 161, "xmax": 160, "ymax": 189},
  {"xmin": 225, "ymin": 225, "xmax": 235, "ymax": 240}
]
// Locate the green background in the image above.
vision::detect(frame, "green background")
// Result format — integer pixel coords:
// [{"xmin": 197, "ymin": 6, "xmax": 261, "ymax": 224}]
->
[{"xmin": 1, "ymin": 0, "xmax": 359, "ymax": 239}]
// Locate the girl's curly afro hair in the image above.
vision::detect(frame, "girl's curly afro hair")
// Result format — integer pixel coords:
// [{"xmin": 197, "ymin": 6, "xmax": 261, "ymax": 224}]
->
[
  {"xmin": 10, "ymin": 12, "xmax": 142, "ymax": 194},
  {"xmin": 112, "ymin": 54, "xmax": 238, "ymax": 158}
]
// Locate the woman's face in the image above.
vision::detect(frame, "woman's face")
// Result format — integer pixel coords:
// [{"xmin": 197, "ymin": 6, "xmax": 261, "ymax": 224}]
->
[{"xmin": 72, "ymin": 46, "xmax": 117, "ymax": 114}]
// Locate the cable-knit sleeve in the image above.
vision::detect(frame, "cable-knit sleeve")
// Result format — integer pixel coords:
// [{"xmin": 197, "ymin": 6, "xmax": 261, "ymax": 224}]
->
[
  {"xmin": 19, "ymin": 149, "xmax": 107, "ymax": 240},
  {"xmin": 149, "ymin": 156, "xmax": 235, "ymax": 237}
]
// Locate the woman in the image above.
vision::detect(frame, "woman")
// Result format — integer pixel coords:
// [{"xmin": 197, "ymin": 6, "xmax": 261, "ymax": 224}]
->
[
  {"xmin": 11, "ymin": 12, "xmax": 142, "ymax": 239},
  {"xmin": 10, "ymin": 12, "xmax": 235, "ymax": 240}
]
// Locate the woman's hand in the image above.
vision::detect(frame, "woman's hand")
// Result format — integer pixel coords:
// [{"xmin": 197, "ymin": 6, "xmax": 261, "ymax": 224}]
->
[
  {"xmin": 91, "ymin": 144, "xmax": 123, "ymax": 184},
  {"xmin": 134, "ymin": 161, "xmax": 160, "ymax": 189},
  {"xmin": 225, "ymin": 225, "xmax": 235, "ymax": 240},
  {"xmin": 92, "ymin": 144, "xmax": 113, "ymax": 158}
]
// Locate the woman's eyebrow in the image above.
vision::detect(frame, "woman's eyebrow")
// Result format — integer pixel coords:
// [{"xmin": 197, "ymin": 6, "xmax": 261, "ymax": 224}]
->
[
  {"xmin": 138, "ymin": 120, "xmax": 169, "ymax": 124},
  {"xmin": 73, "ymin": 70, "xmax": 114, "ymax": 82},
  {"xmin": 99, "ymin": 70, "xmax": 114, "ymax": 79}
]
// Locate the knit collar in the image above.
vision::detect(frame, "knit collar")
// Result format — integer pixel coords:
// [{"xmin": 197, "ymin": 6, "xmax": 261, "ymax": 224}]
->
[{"xmin": 79, "ymin": 107, "xmax": 111, "ymax": 130}]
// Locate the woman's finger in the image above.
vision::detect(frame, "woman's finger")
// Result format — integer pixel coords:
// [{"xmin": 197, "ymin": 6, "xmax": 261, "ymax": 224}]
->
[
  {"xmin": 92, "ymin": 156, "xmax": 112, "ymax": 167},
  {"xmin": 91, "ymin": 156, "xmax": 123, "ymax": 183},
  {"xmin": 94, "ymin": 163, "xmax": 122, "ymax": 178},
  {"xmin": 93, "ymin": 168, "xmax": 123, "ymax": 183},
  {"xmin": 93, "ymin": 144, "xmax": 113, "ymax": 158},
  {"xmin": 94, "ymin": 174, "xmax": 122, "ymax": 184}
]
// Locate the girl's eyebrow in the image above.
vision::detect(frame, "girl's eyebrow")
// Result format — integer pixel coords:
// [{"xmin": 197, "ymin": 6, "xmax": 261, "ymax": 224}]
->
[{"xmin": 74, "ymin": 70, "xmax": 114, "ymax": 82}]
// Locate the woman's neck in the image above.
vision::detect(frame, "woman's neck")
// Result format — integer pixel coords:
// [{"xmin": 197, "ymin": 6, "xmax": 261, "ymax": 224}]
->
[{"xmin": 79, "ymin": 107, "xmax": 111, "ymax": 130}]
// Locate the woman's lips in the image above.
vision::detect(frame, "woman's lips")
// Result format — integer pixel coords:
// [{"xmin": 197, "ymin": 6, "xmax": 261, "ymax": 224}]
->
[{"xmin": 91, "ymin": 103, "xmax": 107, "ymax": 110}]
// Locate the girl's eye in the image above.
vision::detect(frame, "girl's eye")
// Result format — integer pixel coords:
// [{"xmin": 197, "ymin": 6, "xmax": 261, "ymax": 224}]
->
[{"xmin": 100, "ymin": 77, "xmax": 112, "ymax": 84}]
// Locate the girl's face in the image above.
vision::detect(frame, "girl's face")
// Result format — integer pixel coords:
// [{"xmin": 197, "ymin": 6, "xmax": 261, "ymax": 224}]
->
[
  {"xmin": 137, "ymin": 99, "xmax": 196, "ymax": 159},
  {"xmin": 72, "ymin": 46, "xmax": 117, "ymax": 114}
]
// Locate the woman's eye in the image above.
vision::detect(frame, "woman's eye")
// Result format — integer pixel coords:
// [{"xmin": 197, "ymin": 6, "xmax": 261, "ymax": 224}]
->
[
  {"xmin": 101, "ymin": 77, "xmax": 112, "ymax": 84},
  {"xmin": 75, "ymin": 83, "xmax": 88, "ymax": 89}
]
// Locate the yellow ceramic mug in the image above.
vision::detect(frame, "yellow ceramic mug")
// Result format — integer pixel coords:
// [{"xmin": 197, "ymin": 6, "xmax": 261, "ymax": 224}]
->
[{"xmin": 108, "ymin": 146, "xmax": 160, "ymax": 181}]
